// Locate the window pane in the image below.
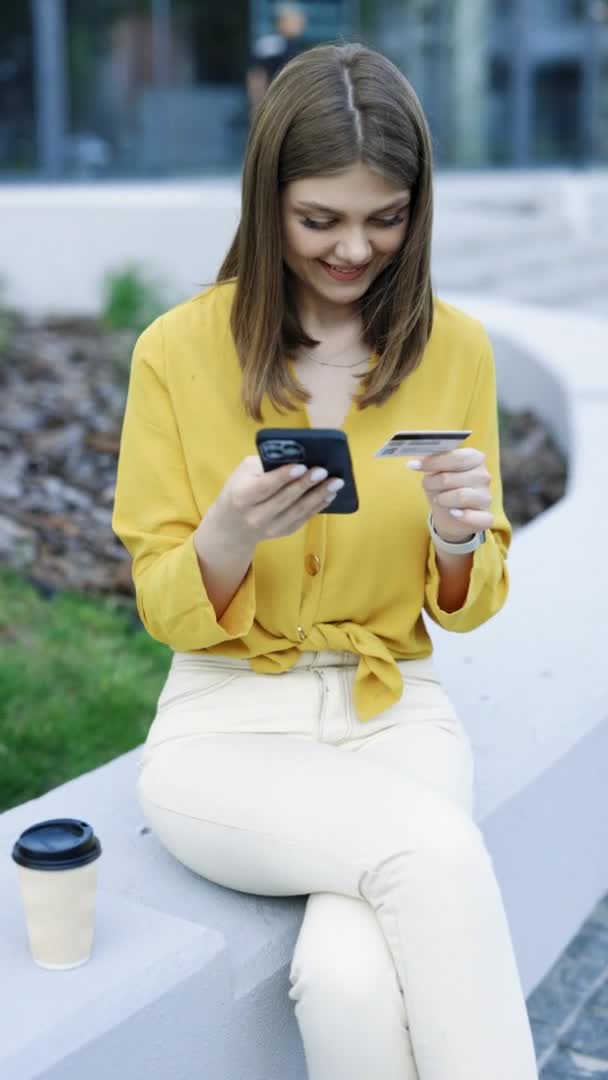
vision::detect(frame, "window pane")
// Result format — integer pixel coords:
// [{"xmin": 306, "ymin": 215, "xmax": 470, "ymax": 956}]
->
[
  {"xmin": 0, "ymin": 2, "xmax": 35, "ymax": 175},
  {"xmin": 65, "ymin": 0, "xmax": 250, "ymax": 177},
  {"xmin": 533, "ymin": 61, "xmax": 583, "ymax": 163},
  {"xmin": 155, "ymin": 0, "xmax": 250, "ymax": 173},
  {"xmin": 65, "ymin": 0, "xmax": 157, "ymax": 176}
]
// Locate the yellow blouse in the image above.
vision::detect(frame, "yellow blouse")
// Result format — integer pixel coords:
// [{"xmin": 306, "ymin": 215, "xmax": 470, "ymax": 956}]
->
[{"xmin": 112, "ymin": 279, "xmax": 511, "ymax": 722}]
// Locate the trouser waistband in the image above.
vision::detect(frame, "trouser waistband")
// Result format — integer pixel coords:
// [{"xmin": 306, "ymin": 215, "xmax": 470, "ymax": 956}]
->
[{"xmin": 171, "ymin": 650, "xmax": 436, "ymax": 672}]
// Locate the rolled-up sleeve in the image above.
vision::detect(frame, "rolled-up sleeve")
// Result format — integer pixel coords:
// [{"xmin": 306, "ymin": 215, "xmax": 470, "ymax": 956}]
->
[
  {"xmin": 424, "ymin": 328, "xmax": 511, "ymax": 631},
  {"xmin": 111, "ymin": 318, "xmax": 256, "ymax": 650}
]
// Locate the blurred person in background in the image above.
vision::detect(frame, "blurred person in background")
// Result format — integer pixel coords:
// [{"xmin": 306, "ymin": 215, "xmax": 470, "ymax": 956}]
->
[{"xmin": 246, "ymin": 2, "xmax": 308, "ymax": 120}]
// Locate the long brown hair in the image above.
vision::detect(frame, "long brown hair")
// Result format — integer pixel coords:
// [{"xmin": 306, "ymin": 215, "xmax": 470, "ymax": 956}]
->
[{"xmin": 215, "ymin": 41, "xmax": 434, "ymax": 421}]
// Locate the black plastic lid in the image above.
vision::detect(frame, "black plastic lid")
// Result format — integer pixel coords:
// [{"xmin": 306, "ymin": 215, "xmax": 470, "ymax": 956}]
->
[{"xmin": 11, "ymin": 818, "xmax": 102, "ymax": 871}]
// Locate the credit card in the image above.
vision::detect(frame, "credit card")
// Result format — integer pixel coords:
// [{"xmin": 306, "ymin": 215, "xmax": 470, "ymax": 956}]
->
[{"xmin": 374, "ymin": 430, "xmax": 472, "ymax": 458}]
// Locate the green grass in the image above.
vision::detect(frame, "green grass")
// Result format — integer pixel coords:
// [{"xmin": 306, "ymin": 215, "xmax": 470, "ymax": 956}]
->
[{"xmin": 0, "ymin": 565, "xmax": 172, "ymax": 814}]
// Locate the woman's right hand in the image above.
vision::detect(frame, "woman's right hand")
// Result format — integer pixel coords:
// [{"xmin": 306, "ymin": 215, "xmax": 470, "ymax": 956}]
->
[{"xmin": 211, "ymin": 455, "xmax": 345, "ymax": 548}]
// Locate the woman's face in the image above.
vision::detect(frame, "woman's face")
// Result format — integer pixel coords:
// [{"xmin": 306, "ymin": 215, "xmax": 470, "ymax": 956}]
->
[{"xmin": 280, "ymin": 162, "xmax": 411, "ymax": 308}]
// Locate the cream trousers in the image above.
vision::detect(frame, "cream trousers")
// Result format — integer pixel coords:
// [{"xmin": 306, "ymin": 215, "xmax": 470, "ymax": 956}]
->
[{"xmin": 136, "ymin": 649, "xmax": 539, "ymax": 1080}]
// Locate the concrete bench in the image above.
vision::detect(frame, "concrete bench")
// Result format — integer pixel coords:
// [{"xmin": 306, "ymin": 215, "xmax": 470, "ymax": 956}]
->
[{"xmin": 2, "ymin": 295, "xmax": 607, "ymax": 1079}]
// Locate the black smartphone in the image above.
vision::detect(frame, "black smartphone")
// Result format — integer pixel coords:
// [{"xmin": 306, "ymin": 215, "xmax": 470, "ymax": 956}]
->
[{"xmin": 256, "ymin": 428, "xmax": 359, "ymax": 513}]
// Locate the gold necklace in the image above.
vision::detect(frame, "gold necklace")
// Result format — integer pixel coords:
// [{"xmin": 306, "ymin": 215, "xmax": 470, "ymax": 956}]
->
[{"xmin": 299, "ymin": 343, "xmax": 370, "ymax": 369}]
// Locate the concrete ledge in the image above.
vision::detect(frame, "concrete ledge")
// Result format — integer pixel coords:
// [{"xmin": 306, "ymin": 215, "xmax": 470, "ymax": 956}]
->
[
  {"xmin": 2, "ymin": 887, "xmax": 231, "ymax": 1080},
  {"xmin": 0, "ymin": 169, "xmax": 604, "ymax": 319},
  {"xmin": 1, "ymin": 295, "xmax": 606, "ymax": 1079},
  {"xmin": 0, "ymin": 753, "xmax": 308, "ymax": 1080},
  {"xmin": 0, "ymin": 180, "xmax": 243, "ymax": 319},
  {"xmin": 433, "ymin": 292, "xmax": 608, "ymax": 1004}
]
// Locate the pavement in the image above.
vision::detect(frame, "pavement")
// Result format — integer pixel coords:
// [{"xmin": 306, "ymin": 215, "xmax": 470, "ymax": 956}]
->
[
  {"xmin": 527, "ymin": 895, "xmax": 608, "ymax": 1077},
  {"xmin": 433, "ymin": 171, "xmax": 608, "ymax": 1078}
]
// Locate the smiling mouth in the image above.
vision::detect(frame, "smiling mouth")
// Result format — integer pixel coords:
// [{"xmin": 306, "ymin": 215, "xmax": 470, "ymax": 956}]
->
[{"xmin": 322, "ymin": 261, "xmax": 370, "ymax": 270}]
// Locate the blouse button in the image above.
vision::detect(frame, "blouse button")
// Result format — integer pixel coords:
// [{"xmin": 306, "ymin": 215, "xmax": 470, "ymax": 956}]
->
[{"xmin": 305, "ymin": 554, "xmax": 321, "ymax": 576}]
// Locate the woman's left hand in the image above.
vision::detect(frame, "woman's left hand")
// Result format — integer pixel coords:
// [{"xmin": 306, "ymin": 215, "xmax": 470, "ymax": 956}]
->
[{"xmin": 407, "ymin": 447, "xmax": 494, "ymax": 543}]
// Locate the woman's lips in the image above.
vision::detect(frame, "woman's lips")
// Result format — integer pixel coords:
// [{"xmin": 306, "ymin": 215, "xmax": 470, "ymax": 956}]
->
[{"xmin": 317, "ymin": 259, "xmax": 371, "ymax": 282}]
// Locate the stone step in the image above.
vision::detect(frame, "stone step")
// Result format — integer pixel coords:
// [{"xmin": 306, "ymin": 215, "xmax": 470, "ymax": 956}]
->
[
  {"xmin": 433, "ymin": 223, "xmax": 608, "ymax": 275},
  {"xmin": 433, "ymin": 232, "xmax": 608, "ymax": 298}
]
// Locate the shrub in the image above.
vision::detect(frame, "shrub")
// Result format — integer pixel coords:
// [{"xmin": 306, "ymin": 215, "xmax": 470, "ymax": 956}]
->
[
  {"xmin": 0, "ymin": 276, "xmax": 16, "ymax": 361},
  {"xmin": 100, "ymin": 264, "xmax": 169, "ymax": 337}
]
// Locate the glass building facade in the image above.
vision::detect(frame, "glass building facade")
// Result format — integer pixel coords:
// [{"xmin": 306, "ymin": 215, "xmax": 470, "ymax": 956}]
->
[{"xmin": 1, "ymin": 0, "xmax": 607, "ymax": 179}]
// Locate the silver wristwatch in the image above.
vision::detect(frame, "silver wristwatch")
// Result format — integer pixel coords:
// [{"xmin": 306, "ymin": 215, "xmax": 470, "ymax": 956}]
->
[{"xmin": 428, "ymin": 513, "xmax": 486, "ymax": 555}]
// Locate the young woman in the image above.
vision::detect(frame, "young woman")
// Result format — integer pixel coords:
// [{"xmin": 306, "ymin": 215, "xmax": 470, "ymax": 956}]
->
[{"xmin": 112, "ymin": 42, "xmax": 539, "ymax": 1080}]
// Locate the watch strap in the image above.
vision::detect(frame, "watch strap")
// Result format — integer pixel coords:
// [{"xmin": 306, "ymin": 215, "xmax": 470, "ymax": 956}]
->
[{"xmin": 428, "ymin": 513, "xmax": 486, "ymax": 555}]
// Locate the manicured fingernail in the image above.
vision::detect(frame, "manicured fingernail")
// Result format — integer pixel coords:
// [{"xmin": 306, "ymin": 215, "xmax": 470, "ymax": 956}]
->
[
  {"xmin": 310, "ymin": 467, "xmax": 328, "ymax": 483},
  {"xmin": 406, "ymin": 459, "xmax": 422, "ymax": 470},
  {"xmin": 326, "ymin": 477, "xmax": 345, "ymax": 492},
  {"xmin": 289, "ymin": 464, "xmax": 307, "ymax": 478},
  {"xmin": 449, "ymin": 509, "xmax": 465, "ymax": 518}
]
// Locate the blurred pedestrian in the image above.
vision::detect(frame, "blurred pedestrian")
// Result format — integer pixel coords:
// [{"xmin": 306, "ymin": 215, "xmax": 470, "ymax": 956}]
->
[{"xmin": 246, "ymin": 3, "xmax": 308, "ymax": 119}]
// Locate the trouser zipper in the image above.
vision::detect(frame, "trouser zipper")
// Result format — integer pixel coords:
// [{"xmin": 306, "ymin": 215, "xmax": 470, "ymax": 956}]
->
[{"xmin": 314, "ymin": 668, "xmax": 328, "ymax": 739}]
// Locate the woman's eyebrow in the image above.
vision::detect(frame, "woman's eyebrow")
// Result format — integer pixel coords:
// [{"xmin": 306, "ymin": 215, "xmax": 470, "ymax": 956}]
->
[{"xmin": 294, "ymin": 196, "xmax": 411, "ymax": 214}]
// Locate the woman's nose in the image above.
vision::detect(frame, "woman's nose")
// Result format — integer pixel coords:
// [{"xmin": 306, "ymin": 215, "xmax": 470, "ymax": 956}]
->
[{"xmin": 333, "ymin": 230, "xmax": 373, "ymax": 264}]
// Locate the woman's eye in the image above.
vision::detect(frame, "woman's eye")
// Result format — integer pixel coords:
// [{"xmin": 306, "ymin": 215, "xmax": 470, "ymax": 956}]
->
[
  {"xmin": 381, "ymin": 213, "xmax": 407, "ymax": 227},
  {"xmin": 300, "ymin": 214, "xmax": 407, "ymax": 230},
  {"xmin": 300, "ymin": 218, "xmax": 333, "ymax": 230}
]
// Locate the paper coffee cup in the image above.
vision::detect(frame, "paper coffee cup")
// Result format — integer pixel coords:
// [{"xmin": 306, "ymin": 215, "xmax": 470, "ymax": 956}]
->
[{"xmin": 12, "ymin": 818, "xmax": 102, "ymax": 970}]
